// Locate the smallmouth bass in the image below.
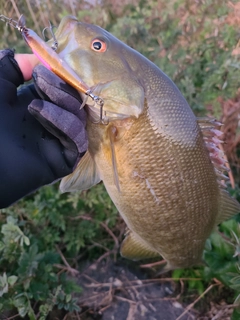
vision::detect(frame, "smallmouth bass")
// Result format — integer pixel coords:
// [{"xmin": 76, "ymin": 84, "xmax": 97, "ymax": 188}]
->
[{"xmin": 50, "ymin": 16, "xmax": 239, "ymax": 269}]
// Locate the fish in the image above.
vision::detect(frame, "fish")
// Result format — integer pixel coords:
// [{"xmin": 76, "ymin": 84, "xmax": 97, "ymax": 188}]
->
[{"xmin": 50, "ymin": 16, "xmax": 239, "ymax": 269}]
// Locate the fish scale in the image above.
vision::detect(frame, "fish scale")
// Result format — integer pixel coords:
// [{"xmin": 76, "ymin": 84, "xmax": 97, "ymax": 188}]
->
[{"xmin": 54, "ymin": 16, "xmax": 240, "ymax": 269}]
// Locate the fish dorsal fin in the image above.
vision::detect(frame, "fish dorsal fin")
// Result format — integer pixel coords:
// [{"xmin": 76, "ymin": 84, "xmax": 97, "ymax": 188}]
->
[
  {"xmin": 120, "ymin": 230, "xmax": 160, "ymax": 260},
  {"xmin": 197, "ymin": 117, "xmax": 231, "ymax": 187},
  {"xmin": 60, "ymin": 150, "xmax": 101, "ymax": 192},
  {"xmin": 216, "ymin": 189, "xmax": 240, "ymax": 225},
  {"xmin": 197, "ymin": 117, "xmax": 228, "ymax": 173},
  {"xmin": 108, "ymin": 125, "xmax": 120, "ymax": 192},
  {"xmin": 197, "ymin": 117, "xmax": 240, "ymax": 223}
]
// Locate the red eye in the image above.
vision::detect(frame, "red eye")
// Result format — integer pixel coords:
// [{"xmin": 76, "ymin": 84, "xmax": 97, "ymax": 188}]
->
[{"xmin": 91, "ymin": 39, "xmax": 107, "ymax": 52}]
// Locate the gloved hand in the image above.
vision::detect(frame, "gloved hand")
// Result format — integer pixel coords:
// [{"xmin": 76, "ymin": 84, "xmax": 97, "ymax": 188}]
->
[{"xmin": 0, "ymin": 49, "xmax": 88, "ymax": 208}]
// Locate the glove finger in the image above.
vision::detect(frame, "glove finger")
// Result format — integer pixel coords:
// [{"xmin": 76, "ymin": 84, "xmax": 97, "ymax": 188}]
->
[
  {"xmin": 32, "ymin": 65, "xmax": 84, "ymax": 115},
  {"xmin": 28, "ymin": 99, "xmax": 88, "ymax": 158}
]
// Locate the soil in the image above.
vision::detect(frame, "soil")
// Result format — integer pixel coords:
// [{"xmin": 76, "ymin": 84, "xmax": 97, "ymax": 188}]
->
[{"xmin": 75, "ymin": 258, "xmax": 195, "ymax": 320}]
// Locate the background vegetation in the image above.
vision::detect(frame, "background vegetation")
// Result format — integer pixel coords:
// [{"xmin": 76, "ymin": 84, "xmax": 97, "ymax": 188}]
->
[{"xmin": 0, "ymin": 0, "xmax": 240, "ymax": 319}]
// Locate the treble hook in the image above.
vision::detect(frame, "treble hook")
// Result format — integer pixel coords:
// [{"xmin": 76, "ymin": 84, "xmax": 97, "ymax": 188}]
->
[
  {"xmin": 86, "ymin": 90, "xmax": 109, "ymax": 125},
  {"xmin": 42, "ymin": 21, "xmax": 58, "ymax": 51}
]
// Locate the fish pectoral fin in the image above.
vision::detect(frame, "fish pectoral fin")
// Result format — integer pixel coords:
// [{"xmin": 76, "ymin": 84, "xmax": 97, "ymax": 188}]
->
[
  {"xmin": 60, "ymin": 150, "xmax": 101, "ymax": 192},
  {"xmin": 108, "ymin": 125, "xmax": 120, "ymax": 192},
  {"xmin": 216, "ymin": 189, "xmax": 240, "ymax": 225},
  {"xmin": 120, "ymin": 231, "xmax": 160, "ymax": 260}
]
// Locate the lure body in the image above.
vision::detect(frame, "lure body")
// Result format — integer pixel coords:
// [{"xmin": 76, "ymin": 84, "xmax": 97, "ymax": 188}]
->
[{"xmin": 21, "ymin": 27, "xmax": 92, "ymax": 95}]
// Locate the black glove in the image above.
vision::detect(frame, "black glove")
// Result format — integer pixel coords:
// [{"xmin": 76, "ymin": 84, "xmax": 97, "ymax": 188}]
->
[{"xmin": 0, "ymin": 49, "xmax": 88, "ymax": 208}]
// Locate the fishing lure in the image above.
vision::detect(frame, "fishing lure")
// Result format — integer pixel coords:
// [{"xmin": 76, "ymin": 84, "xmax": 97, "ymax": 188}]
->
[{"xmin": 0, "ymin": 14, "xmax": 107, "ymax": 124}]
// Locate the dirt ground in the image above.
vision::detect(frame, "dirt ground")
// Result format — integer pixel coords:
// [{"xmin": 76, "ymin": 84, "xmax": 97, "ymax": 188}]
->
[
  {"xmin": 72, "ymin": 257, "xmax": 235, "ymax": 320},
  {"xmin": 75, "ymin": 259, "xmax": 196, "ymax": 320}
]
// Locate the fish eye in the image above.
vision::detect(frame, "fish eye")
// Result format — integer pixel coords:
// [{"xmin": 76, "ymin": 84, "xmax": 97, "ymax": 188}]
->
[{"xmin": 91, "ymin": 39, "xmax": 107, "ymax": 52}]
